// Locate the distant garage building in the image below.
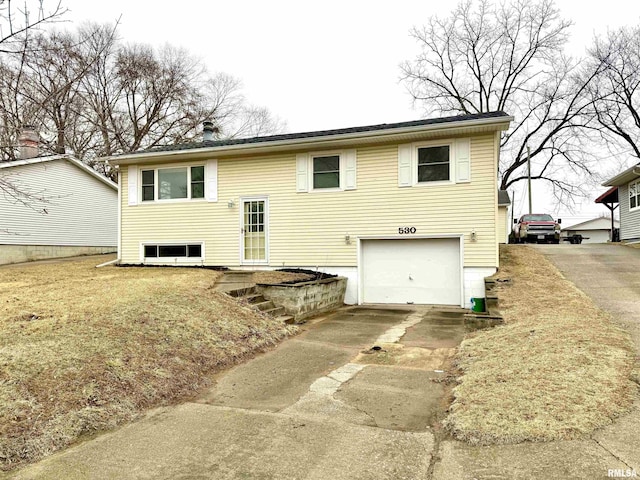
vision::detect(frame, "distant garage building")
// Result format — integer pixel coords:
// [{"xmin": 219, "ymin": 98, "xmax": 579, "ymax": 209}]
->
[{"xmin": 561, "ymin": 217, "xmax": 619, "ymax": 244}]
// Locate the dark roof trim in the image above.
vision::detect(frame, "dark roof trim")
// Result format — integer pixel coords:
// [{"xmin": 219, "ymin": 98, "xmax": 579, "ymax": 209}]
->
[{"xmin": 142, "ymin": 111, "xmax": 511, "ymax": 154}]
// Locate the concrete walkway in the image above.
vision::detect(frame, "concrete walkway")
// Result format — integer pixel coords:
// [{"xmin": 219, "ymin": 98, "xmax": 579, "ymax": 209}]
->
[
  {"xmin": 429, "ymin": 244, "xmax": 640, "ymax": 480},
  {"xmin": 8, "ymin": 305, "xmax": 470, "ymax": 480}
]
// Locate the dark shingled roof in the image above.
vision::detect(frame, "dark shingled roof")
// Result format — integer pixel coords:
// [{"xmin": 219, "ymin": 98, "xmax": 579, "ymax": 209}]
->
[
  {"xmin": 140, "ymin": 111, "xmax": 510, "ymax": 155},
  {"xmin": 498, "ymin": 189, "xmax": 511, "ymax": 206}
]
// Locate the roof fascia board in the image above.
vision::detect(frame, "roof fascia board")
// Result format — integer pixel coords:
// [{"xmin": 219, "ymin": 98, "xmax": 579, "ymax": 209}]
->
[
  {"xmin": 65, "ymin": 158, "xmax": 118, "ymax": 190},
  {"xmin": 0, "ymin": 155, "xmax": 117, "ymax": 190},
  {"xmin": 107, "ymin": 116, "xmax": 513, "ymax": 166},
  {"xmin": 603, "ymin": 164, "xmax": 640, "ymax": 186},
  {"xmin": 0, "ymin": 154, "xmax": 69, "ymax": 169}
]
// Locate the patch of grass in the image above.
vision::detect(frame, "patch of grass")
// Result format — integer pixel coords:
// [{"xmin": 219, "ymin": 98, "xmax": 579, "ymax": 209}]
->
[
  {"xmin": 0, "ymin": 257, "xmax": 295, "ymax": 470},
  {"xmin": 252, "ymin": 271, "xmax": 314, "ymax": 284},
  {"xmin": 444, "ymin": 245, "xmax": 636, "ymax": 444}
]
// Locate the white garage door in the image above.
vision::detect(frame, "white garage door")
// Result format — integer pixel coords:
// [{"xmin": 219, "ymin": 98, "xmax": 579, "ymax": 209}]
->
[{"xmin": 361, "ymin": 238, "xmax": 461, "ymax": 305}]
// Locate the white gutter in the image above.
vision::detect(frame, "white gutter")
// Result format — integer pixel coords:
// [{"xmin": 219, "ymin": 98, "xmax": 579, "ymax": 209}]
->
[
  {"xmin": 603, "ymin": 164, "xmax": 640, "ymax": 186},
  {"xmin": 106, "ymin": 115, "xmax": 513, "ymax": 165}
]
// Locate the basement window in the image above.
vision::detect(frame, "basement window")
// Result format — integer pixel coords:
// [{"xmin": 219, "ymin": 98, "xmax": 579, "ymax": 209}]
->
[{"xmin": 143, "ymin": 243, "xmax": 203, "ymax": 261}]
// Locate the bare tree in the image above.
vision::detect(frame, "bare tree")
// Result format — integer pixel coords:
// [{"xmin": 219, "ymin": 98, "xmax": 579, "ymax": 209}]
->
[
  {"xmin": 0, "ymin": 22, "xmax": 285, "ymax": 180},
  {"xmin": 204, "ymin": 73, "xmax": 286, "ymax": 139},
  {"xmin": 0, "ymin": 0, "xmax": 66, "ymax": 53},
  {"xmin": 0, "ymin": 0, "xmax": 67, "ymax": 224},
  {"xmin": 401, "ymin": 0, "xmax": 600, "ymax": 203},
  {"xmin": 588, "ymin": 26, "xmax": 640, "ymax": 161}
]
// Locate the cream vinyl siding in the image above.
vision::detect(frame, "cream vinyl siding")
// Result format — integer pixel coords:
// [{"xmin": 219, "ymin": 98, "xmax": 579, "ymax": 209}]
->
[{"xmin": 120, "ymin": 134, "xmax": 498, "ymax": 267}]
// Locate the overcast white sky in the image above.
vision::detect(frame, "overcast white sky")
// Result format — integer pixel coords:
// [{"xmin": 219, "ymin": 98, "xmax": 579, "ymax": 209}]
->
[{"xmin": 57, "ymin": 0, "xmax": 640, "ymax": 225}]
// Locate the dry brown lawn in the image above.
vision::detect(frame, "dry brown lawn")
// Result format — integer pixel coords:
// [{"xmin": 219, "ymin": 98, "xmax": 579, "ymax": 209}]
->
[
  {"xmin": 0, "ymin": 257, "xmax": 294, "ymax": 470},
  {"xmin": 444, "ymin": 245, "xmax": 636, "ymax": 444},
  {"xmin": 252, "ymin": 271, "xmax": 314, "ymax": 284}
]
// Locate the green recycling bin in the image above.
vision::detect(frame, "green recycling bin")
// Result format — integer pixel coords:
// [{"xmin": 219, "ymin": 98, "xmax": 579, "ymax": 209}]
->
[{"xmin": 471, "ymin": 297, "xmax": 486, "ymax": 313}]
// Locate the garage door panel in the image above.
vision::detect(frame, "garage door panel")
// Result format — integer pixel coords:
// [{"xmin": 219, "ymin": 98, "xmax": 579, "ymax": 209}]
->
[{"xmin": 361, "ymin": 238, "xmax": 461, "ymax": 305}]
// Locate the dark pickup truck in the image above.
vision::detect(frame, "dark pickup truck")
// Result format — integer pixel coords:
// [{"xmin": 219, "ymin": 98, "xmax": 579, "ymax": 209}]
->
[{"xmin": 513, "ymin": 214, "xmax": 562, "ymax": 244}]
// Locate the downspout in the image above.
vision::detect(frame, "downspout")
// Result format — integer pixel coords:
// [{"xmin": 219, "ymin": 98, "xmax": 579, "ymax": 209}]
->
[{"xmin": 98, "ymin": 162, "xmax": 121, "ymax": 267}]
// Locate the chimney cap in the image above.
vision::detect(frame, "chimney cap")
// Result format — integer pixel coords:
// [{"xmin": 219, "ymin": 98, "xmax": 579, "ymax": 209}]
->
[{"xmin": 203, "ymin": 121, "xmax": 218, "ymax": 142}]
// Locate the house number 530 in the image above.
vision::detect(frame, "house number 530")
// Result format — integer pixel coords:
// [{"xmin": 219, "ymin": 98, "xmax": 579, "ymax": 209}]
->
[{"xmin": 398, "ymin": 227, "xmax": 417, "ymax": 234}]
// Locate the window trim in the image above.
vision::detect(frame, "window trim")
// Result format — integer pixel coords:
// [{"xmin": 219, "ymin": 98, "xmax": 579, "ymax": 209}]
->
[
  {"xmin": 630, "ymin": 179, "xmax": 640, "ymax": 212},
  {"xmin": 140, "ymin": 164, "xmax": 206, "ymax": 203},
  {"xmin": 413, "ymin": 141, "xmax": 454, "ymax": 187},
  {"xmin": 140, "ymin": 241, "xmax": 205, "ymax": 263},
  {"xmin": 309, "ymin": 151, "xmax": 345, "ymax": 192}
]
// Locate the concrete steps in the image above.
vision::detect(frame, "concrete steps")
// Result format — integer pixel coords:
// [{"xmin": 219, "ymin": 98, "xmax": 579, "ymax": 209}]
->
[{"xmin": 224, "ymin": 283, "xmax": 294, "ymax": 324}]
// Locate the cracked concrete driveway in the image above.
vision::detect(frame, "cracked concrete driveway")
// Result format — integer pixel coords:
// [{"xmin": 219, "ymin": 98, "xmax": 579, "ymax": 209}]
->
[{"xmin": 8, "ymin": 305, "xmax": 470, "ymax": 480}]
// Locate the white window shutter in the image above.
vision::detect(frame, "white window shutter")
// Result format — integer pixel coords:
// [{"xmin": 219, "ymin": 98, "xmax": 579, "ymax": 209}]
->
[
  {"xmin": 128, "ymin": 166, "xmax": 138, "ymax": 206},
  {"xmin": 455, "ymin": 138, "xmax": 471, "ymax": 183},
  {"xmin": 206, "ymin": 159, "xmax": 218, "ymax": 202},
  {"xmin": 398, "ymin": 144, "xmax": 413, "ymax": 187},
  {"xmin": 296, "ymin": 153, "xmax": 309, "ymax": 192},
  {"xmin": 344, "ymin": 149, "xmax": 357, "ymax": 190}
]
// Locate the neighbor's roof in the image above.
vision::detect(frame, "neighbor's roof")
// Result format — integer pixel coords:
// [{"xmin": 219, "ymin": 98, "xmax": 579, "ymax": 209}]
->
[
  {"xmin": 106, "ymin": 111, "xmax": 513, "ymax": 166},
  {"xmin": 562, "ymin": 217, "xmax": 619, "ymax": 232},
  {"xmin": 595, "ymin": 186, "xmax": 619, "ymax": 204},
  {"xmin": 603, "ymin": 163, "xmax": 640, "ymax": 187},
  {"xmin": 0, "ymin": 155, "xmax": 117, "ymax": 190},
  {"xmin": 498, "ymin": 190, "xmax": 511, "ymax": 206}
]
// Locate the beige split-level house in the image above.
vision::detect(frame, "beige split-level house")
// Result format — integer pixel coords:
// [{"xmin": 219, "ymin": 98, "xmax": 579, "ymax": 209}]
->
[{"xmin": 107, "ymin": 111, "xmax": 512, "ymax": 307}]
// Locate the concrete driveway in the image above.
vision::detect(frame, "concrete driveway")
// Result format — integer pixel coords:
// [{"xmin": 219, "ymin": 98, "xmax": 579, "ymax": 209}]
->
[
  {"xmin": 8, "ymin": 305, "xmax": 471, "ymax": 480},
  {"xmin": 534, "ymin": 243, "xmax": 640, "ymax": 355}
]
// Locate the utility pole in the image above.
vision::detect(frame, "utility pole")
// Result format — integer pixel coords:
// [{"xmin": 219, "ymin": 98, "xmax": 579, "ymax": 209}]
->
[{"xmin": 527, "ymin": 145, "xmax": 532, "ymax": 214}]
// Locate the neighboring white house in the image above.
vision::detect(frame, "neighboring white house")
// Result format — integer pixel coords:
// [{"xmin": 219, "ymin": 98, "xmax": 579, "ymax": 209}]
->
[
  {"xmin": 106, "ymin": 112, "xmax": 513, "ymax": 307},
  {"xmin": 603, "ymin": 163, "xmax": 640, "ymax": 243},
  {"xmin": 0, "ymin": 155, "xmax": 118, "ymax": 265},
  {"xmin": 497, "ymin": 190, "xmax": 511, "ymax": 244},
  {"xmin": 561, "ymin": 217, "xmax": 619, "ymax": 244}
]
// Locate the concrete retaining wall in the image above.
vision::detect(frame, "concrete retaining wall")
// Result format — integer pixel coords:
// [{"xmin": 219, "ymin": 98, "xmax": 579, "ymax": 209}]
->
[
  {"xmin": 0, "ymin": 244, "xmax": 116, "ymax": 266},
  {"xmin": 257, "ymin": 277, "xmax": 347, "ymax": 323}
]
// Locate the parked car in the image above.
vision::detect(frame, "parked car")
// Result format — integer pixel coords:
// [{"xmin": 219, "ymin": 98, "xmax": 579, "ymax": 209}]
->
[{"xmin": 513, "ymin": 214, "xmax": 562, "ymax": 244}]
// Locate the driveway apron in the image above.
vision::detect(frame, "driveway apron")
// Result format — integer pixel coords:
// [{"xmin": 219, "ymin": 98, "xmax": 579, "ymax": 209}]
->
[{"xmin": 9, "ymin": 305, "xmax": 471, "ymax": 480}]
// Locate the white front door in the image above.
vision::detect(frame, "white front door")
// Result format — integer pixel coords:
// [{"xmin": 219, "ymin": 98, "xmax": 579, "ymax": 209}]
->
[
  {"xmin": 361, "ymin": 238, "xmax": 462, "ymax": 305},
  {"xmin": 241, "ymin": 198, "xmax": 268, "ymax": 264}
]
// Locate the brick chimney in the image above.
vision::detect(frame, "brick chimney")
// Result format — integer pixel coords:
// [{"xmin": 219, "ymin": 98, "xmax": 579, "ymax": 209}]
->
[{"xmin": 18, "ymin": 126, "xmax": 39, "ymax": 159}]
